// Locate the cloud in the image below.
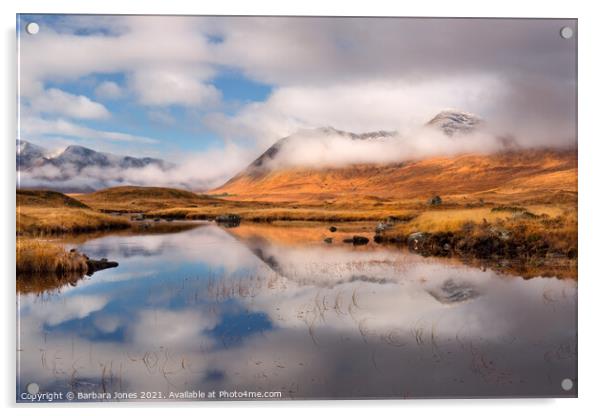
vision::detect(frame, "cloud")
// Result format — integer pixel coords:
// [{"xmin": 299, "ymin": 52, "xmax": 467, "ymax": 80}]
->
[
  {"xmin": 263, "ymin": 127, "xmax": 504, "ymax": 170},
  {"xmin": 18, "ymin": 142, "xmax": 255, "ymax": 191},
  {"xmin": 20, "ymin": 116, "xmax": 159, "ymax": 144},
  {"xmin": 94, "ymin": 81, "xmax": 123, "ymax": 99},
  {"xmin": 130, "ymin": 69, "xmax": 221, "ymax": 107},
  {"xmin": 29, "ymin": 88, "xmax": 110, "ymax": 119},
  {"xmin": 204, "ymin": 76, "xmax": 508, "ymax": 149},
  {"xmin": 19, "ymin": 15, "xmax": 215, "ymax": 104}
]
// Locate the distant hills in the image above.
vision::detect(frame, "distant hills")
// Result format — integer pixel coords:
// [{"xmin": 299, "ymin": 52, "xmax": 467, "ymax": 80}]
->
[{"xmin": 17, "ymin": 140, "xmax": 169, "ymax": 192}]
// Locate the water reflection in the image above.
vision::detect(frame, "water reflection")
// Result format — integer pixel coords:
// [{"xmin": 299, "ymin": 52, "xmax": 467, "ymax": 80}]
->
[{"xmin": 17, "ymin": 223, "xmax": 577, "ymax": 400}]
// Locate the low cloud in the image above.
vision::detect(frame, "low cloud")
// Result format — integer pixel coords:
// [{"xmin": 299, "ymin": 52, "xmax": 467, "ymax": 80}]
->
[
  {"xmin": 18, "ymin": 143, "xmax": 256, "ymax": 191},
  {"xmin": 267, "ymin": 127, "xmax": 505, "ymax": 170}
]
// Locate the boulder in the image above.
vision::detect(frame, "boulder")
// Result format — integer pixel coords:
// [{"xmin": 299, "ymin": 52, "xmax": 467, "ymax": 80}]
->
[
  {"xmin": 407, "ymin": 232, "xmax": 430, "ymax": 251},
  {"xmin": 215, "ymin": 214, "xmax": 241, "ymax": 227},
  {"xmin": 323, "ymin": 237, "xmax": 333, "ymax": 244},
  {"xmin": 428, "ymin": 195, "xmax": 442, "ymax": 206},
  {"xmin": 343, "ymin": 235, "xmax": 370, "ymax": 245},
  {"xmin": 85, "ymin": 258, "xmax": 119, "ymax": 275},
  {"xmin": 329, "ymin": 226, "xmax": 337, "ymax": 232}
]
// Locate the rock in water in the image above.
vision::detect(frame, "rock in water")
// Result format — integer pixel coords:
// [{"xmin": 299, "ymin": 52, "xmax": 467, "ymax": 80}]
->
[
  {"xmin": 86, "ymin": 258, "xmax": 119, "ymax": 276},
  {"xmin": 343, "ymin": 236, "xmax": 370, "ymax": 245},
  {"xmin": 215, "ymin": 214, "xmax": 241, "ymax": 227}
]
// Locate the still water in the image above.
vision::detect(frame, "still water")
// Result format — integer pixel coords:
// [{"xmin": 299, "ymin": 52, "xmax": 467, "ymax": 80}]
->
[{"xmin": 17, "ymin": 222, "xmax": 577, "ymax": 401}]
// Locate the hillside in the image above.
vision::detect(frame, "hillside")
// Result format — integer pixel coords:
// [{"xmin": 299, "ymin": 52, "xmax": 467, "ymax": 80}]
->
[
  {"xmin": 211, "ymin": 148, "xmax": 577, "ymax": 205},
  {"xmin": 74, "ymin": 186, "xmax": 217, "ymax": 213},
  {"xmin": 16, "ymin": 189, "xmax": 129, "ymax": 235},
  {"xmin": 17, "ymin": 189, "xmax": 91, "ymax": 209}
]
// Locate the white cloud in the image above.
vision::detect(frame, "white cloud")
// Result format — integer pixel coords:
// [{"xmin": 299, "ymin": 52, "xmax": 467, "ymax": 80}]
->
[
  {"xmin": 29, "ymin": 88, "xmax": 110, "ymax": 119},
  {"xmin": 21, "ymin": 116, "xmax": 158, "ymax": 144},
  {"xmin": 18, "ymin": 141, "xmax": 255, "ymax": 191},
  {"xmin": 204, "ymin": 76, "xmax": 507, "ymax": 149},
  {"xmin": 94, "ymin": 81, "xmax": 123, "ymax": 99},
  {"xmin": 130, "ymin": 69, "xmax": 221, "ymax": 107}
]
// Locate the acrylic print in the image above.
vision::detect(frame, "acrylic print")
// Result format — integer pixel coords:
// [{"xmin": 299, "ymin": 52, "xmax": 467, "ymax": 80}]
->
[{"xmin": 16, "ymin": 15, "xmax": 577, "ymax": 402}]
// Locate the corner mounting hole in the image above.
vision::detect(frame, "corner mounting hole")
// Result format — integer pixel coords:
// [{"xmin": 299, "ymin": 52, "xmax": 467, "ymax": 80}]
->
[
  {"xmin": 560, "ymin": 26, "xmax": 573, "ymax": 40},
  {"xmin": 561, "ymin": 378, "xmax": 574, "ymax": 391},
  {"xmin": 26, "ymin": 22, "xmax": 39, "ymax": 35}
]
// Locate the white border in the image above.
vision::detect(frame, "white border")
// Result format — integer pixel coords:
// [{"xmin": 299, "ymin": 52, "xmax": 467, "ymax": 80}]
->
[{"xmin": 2, "ymin": 1, "xmax": 600, "ymax": 415}]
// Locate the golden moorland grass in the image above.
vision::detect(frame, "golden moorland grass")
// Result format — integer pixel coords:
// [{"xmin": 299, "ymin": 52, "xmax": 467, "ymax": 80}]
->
[
  {"xmin": 17, "ymin": 206, "xmax": 130, "ymax": 235},
  {"xmin": 16, "ymin": 238, "xmax": 88, "ymax": 275},
  {"xmin": 17, "ymin": 189, "xmax": 130, "ymax": 235},
  {"xmin": 74, "ymin": 185, "xmax": 220, "ymax": 213}
]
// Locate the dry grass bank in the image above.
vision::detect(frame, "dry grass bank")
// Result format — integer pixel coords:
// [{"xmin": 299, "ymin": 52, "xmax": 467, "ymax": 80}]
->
[
  {"xmin": 17, "ymin": 189, "xmax": 130, "ymax": 235},
  {"xmin": 74, "ymin": 185, "xmax": 220, "ymax": 213},
  {"xmin": 16, "ymin": 238, "xmax": 88, "ymax": 275},
  {"xmin": 17, "ymin": 206, "xmax": 130, "ymax": 235},
  {"xmin": 377, "ymin": 203, "xmax": 577, "ymax": 261}
]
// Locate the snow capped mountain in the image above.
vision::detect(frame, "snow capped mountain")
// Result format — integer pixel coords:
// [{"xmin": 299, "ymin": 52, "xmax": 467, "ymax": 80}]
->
[
  {"xmin": 241, "ymin": 110, "xmax": 483, "ymax": 176},
  {"xmin": 17, "ymin": 140, "xmax": 167, "ymax": 172},
  {"xmin": 16, "ymin": 140, "xmax": 48, "ymax": 169},
  {"xmin": 48, "ymin": 144, "xmax": 167, "ymax": 171},
  {"xmin": 426, "ymin": 110, "xmax": 482, "ymax": 136},
  {"xmin": 16, "ymin": 140, "xmax": 169, "ymax": 192}
]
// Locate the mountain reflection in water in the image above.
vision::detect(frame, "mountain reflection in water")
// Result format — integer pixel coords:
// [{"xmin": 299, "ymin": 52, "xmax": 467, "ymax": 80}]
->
[{"xmin": 17, "ymin": 222, "xmax": 577, "ymax": 400}]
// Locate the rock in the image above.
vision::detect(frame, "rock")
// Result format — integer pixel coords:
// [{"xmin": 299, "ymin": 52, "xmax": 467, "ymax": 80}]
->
[
  {"xmin": 329, "ymin": 226, "xmax": 337, "ymax": 232},
  {"xmin": 215, "ymin": 214, "xmax": 241, "ymax": 227},
  {"xmin": 323, "ymin": 237, "xmax": 333, "ymax": 244},
  {"xmin": 85, "ymin": 258, "xmax": 119, "ymax": 275},
  {"xmin": 69, "ymin": 248, "xmax": 77, "ymax": 253},
  {"xmin": 153, "ymin": 217, "xmax": 160, "ymax": 222},
  {"xmin": 407, "ymin": 232, "xmax": 430, "ymax": 250},
  {"xmin": 373, "ymin": 234, "xmax": 384, "ymax": 244},
  {"xmin": 428, "ymin": 195, "xmax": 442, "ymax": 206},
  {"xmin": 131, "ymin": 214, "xmax": 145, "ymax": 221},
  {"xmin": 343, "ymin": 235, "xmax": 370, "ymax": 245}
]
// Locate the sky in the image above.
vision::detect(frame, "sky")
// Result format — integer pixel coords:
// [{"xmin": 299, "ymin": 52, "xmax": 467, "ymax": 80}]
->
[{"xmin": 17, "ymin": 15, "xmax": 577, "ymax": 189}]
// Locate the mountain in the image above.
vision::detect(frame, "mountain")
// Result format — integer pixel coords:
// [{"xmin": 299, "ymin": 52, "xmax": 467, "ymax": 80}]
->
[
  {"xmin": 426, "ymin": 110, "xmax": 482, "ymax": 136},
  {"xmin": 16, "ymin": 140, "xmax": 48, "ymax": 169},
  {"xmin": 17, "ymin": 140, "xmax": 169, "ymax": 192},
  {"xmin": 211, "ymin": 111, "xmax": 576, "ymax": 203},
  {"xmin": 17, "ymin": 141, "xmax": 167, "ymax": 172},
  {"xmin": 246, "ymin": 126, "xmax": 396, "ymax": 177}
]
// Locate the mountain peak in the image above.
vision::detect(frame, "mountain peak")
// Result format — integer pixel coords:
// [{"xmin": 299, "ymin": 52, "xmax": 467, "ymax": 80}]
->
[{"xmin": 426, "ymin": 110, "xmax": 482, "ymax": 136}]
